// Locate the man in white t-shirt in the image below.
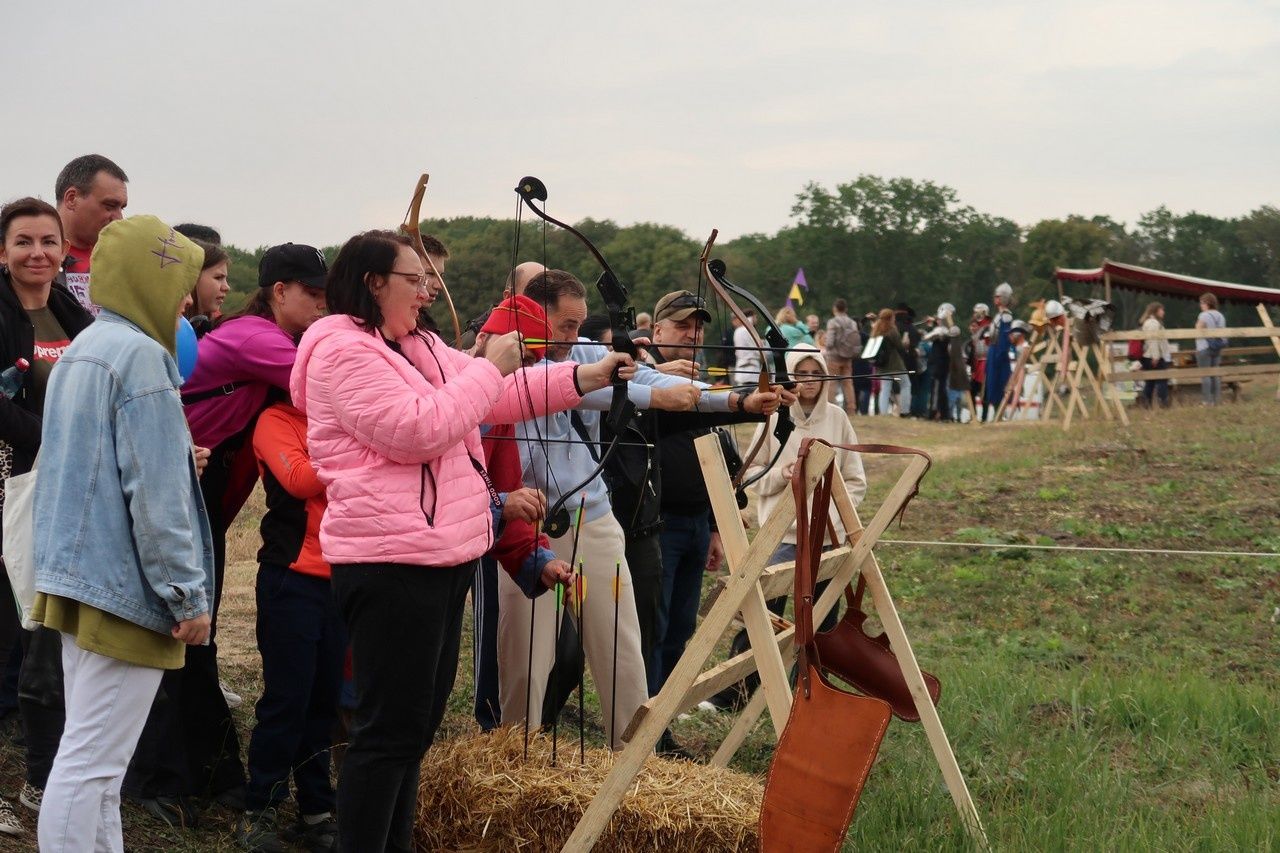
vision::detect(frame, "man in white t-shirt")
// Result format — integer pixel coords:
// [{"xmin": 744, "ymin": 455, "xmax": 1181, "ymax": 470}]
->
[{"xmin": 732, "ymin": 310, "xmax": 762, "ymax": 383}]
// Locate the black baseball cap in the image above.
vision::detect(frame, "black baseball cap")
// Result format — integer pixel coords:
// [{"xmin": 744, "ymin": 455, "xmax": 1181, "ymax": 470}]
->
[{"xmin": 258, "ymin": 243, "xmax": 328, "ymax": 289}]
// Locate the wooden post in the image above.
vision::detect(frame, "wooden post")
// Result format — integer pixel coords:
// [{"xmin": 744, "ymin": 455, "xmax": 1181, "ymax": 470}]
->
[{"xmin": 1256, "ymin": 303, "xmax": 1280, "ymax": 401}]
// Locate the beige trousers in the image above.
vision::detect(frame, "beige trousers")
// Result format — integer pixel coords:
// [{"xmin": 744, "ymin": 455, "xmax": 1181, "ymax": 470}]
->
[{"xmin": 497, "ymin": 511, "xmax": 647, "ymax": 749}]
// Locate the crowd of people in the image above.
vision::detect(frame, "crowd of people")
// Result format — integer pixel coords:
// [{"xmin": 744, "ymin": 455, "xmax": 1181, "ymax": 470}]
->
[
  {"xmin": 0, "ymin": 153, "xmax": 1230, "ymax": 853},
  {"xmin": 723, "ymin": 288, "xmax": 1025, "ymax": 423}
]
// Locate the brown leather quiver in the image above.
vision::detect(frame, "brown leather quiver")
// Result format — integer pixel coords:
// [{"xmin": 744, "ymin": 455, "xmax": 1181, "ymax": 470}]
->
[
  {"xmin": 813, "ymin": 576, "xmax": 942, "ymax": 722},
  {"xmin": 759, "ymin": 439, "xmax": 892, "ymax": 852}
]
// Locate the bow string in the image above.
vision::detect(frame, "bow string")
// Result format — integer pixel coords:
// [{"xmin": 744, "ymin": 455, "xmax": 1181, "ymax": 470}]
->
[
  {"xmin": 698, "ymin": 229, "xmax": 795, "ymax": 503},
  {"xmin": 514, "ymin": 176, "xmax": 638, "ymax": 537}
]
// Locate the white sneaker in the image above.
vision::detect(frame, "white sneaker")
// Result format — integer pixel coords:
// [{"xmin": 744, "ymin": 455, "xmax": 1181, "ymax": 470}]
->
[
  {"xmin": 221, "ymin": 681, "xmax": 243, "ymax": 709},
  {"xmin": 0, "ymin": 797, "xmax": 24, "ymax": 835},
  {"xmin": 18, "ymin": 782, "xmax": 40, "ymax": 813}
]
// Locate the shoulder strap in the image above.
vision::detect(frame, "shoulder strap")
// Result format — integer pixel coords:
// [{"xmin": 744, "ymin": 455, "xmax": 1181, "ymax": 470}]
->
[{"xmin": 181, "ymin": 381, "xmax": 249, "ymax": 406}]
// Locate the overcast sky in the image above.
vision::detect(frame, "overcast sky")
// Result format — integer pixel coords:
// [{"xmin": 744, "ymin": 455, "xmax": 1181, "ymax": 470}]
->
[{"xmin": 6, "ymin": 0, "xmax": 1277, "ymax": 250}]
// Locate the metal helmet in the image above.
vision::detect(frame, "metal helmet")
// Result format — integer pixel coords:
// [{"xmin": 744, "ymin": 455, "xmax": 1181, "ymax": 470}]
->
[
  {"xmin": 973, "ymin": 302, "xmax": 990, "ymax": 317},
  {"xmin": 1010, "ymin": 319, "xmax": 1031, "ymax": 336},
  {"xmin": 994, "ymin": 282, "xmax": 1013, "ymax": 299},
  {"xmin": 1043, "ymin": 299, "xmax": 1065, "ymax": 319},
  {"xmin": 936, "ymin": 302, "xmax": 956, "ymax": 320}
]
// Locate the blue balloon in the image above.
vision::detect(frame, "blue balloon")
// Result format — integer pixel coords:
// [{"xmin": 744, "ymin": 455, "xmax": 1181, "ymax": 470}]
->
[{"xmin": 177, "ymin": 316, "xmax": 199, "ymax": 385}]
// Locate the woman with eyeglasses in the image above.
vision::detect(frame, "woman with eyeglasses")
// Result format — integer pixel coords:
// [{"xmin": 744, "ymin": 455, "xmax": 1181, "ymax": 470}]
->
[{"xmin": 291, "ymin": 230, "xmax": 633, "ymax": 851}]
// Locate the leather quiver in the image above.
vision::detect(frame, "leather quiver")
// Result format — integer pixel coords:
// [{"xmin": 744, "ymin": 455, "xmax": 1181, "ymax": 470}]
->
[
  {"xmin": 759, "ymin": 439, "xmax": 892, "ymax": 852},
  {"xmin": 812, "ymin": 578, "xmax": 942, "ymax": 722}
]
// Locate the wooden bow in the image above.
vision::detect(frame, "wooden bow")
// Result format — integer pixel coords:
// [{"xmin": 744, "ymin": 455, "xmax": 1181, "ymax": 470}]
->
[
  {"xmin": 400, "ymin": 173, "xmax": 462, "ymax": 347},
  {"xmin": 699, "ymin": 229, "xmax": 795, "ymax": 501}
]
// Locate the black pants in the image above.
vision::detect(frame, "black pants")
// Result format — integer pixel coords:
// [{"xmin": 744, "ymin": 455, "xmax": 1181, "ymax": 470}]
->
[
  {"xmin": 18, "ymin": 626, "xmax": 65, "ymax": 788},
  {"xmin": 853, "ymin": 360, "xmax": 873, "ymax": 415},
  {"xmin": 471, "ymin": 557, "xmax": 501, "ymax": 731},
  {"xmin": 1140, "ymin": 357, "xmax": 1171, "ymax": 406},
  {"xmin": 931, "ymin": 373, "xmax": 950, "ymax": 419},
  {"xmin": 125, "ymin": 482, "xmax": 243, "ymax": 800},
  {"xmin": 331, "ymin": 560, "xmax": 474, "ymax": 853},
  {"xmin": 246, "ymin": 563, "xmax": 346, "ymax": 814}
]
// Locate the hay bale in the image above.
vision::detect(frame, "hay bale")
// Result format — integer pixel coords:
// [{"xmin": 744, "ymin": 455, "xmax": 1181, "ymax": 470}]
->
[{"xmin": 414, "ymin": 727, "xmax": 762, "ymax": 851}]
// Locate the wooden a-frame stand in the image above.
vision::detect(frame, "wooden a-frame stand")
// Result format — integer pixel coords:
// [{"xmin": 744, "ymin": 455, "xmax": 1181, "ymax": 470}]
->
[{"xmin": 561, "ymin": 435, "xmax": 987, "ymax": 851}]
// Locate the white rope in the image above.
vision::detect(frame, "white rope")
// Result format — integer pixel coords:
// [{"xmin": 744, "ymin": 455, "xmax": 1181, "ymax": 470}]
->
[{"xmin": 877, "ymin": 539, "xmax": 1280, "ymax": 559}]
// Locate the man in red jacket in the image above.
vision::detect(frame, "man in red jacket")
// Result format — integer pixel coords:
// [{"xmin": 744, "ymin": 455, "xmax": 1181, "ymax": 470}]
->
[{"xmin": 472, "ymin": 295, "xmax": 574, "ymax": 729}]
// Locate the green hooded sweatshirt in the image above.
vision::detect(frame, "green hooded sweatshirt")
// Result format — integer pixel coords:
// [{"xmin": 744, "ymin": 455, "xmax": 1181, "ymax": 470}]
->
[{"xmin": 90, "ymin": 215, "xmax": 204, "ymax": 353}]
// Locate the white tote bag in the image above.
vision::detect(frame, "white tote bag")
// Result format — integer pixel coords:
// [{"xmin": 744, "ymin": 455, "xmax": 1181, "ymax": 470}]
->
[
  {"xmin": 861, "ymin": 334, "xmax": 884, "ymax": 362},
  {"xmin": 3, "ymin": 452, "xmax": 40, "ymax": 631}
]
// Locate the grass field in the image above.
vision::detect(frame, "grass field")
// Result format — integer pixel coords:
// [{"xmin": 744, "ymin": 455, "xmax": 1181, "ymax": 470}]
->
[{"xmin": 0, "ymin": 396, "xmax": 1276, "ymax": 851}]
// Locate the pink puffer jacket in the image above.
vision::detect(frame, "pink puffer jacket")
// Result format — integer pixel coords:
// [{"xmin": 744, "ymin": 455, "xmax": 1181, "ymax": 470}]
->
[{"xmin": 291, "ymin": 315, "xmax": 581, "ymax": 567}]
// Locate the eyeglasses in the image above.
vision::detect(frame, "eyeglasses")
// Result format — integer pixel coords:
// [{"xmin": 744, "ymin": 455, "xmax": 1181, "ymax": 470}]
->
[{"xmin": 388, "ymin": 270, "xmax": 431, "ymax": 291}]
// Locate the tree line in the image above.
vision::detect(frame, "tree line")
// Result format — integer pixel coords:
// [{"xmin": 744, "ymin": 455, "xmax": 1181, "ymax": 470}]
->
[{"xmin": 222, "ymin": 174, "xmax": 1280, "ymax": 334}]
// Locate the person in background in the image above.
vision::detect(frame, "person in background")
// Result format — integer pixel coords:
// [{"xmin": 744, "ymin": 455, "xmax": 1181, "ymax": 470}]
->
[
  {"xmin": 854, "ymin": 311, "xmax": 876, "ymax": 414},
  {"xmin": 893, "ymin": 303, "xmax": 923, "ymax": 416},
  {"xmin": 184, "ymin": 240, "xmax": 231, "ymax": 336},
  {"xmin": 871, "ymin": 309, "xmax": 908, "ymax": 416},
  {"xmin": 174, "ymin": 224, "xmax": 222, "ymax": 245},
  {"xmin": 923, "ymin": 306, "xmax": 954, "ymax": 420},
  {"xmin": 292, "ymin": 231, "xmax": 629, "ymax": 851},
  {"xmin": 946, "ymin": 311, "xmax": 971, "ymax": 422},
  {"xmin": 1194, "ymin": 292, "xmax": 1227, "ymax": 406},
  {"xmin": 823, "ymin": 299, "xmax": 860, "ymax": 415},
  {"xmin": 236, "ymin": 400, "xmax": 345, "ymax": 852},
  {"xmin": 0, "ymin": 198, "xmax": 96, "ymax": 836},
  {"xmin": 775, "ymin": 305, "xmax": 813, "ymax": 347},
  {"xmin": 969, "ymin": 303, "xmax": 991, "ymax": 420},
  {"xmin": 32, "ymin": 215, "xmax": 212, "ymax": 852},
  {"xmin": 732, "ymin": 310, "xmax": 762, "ymax": 383},
  {"xmin": 53, "ymin": 154, "xmax": 129, "ymax": 314},
  {"xmin": 805, "ymin": 313, "xmax": 821, "ymax": 339},
  {"xmin": 982, "ymin": 283, "xmax": 1014, "ymax": 421},
  {"xmin": 1137, "ymin": 301, "xmax": 1172, "ymax": 410},
  {"xmin": 635, "ymin": 311, "xmax": 653, "ymax": 331}
]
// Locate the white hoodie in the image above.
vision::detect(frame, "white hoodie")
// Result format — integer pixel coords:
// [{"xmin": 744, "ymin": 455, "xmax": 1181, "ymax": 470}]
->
[{"xmin": 743, "ymin": 345, "xmax": 867, "ymax": 544}]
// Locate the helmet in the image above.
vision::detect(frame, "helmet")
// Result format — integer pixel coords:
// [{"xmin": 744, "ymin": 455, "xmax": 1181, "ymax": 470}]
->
[
  {"xmin": 1010, "ymin": 319, "xmax": 1031, "ymax": 336},
  {"xmin": 995, "ymin": 282, "xmax": 1013, "ymax": 299},
  {"xmin": 973, "ymin": 302, "xmax": 989, "ymax": 318},
  {"xmin": 1043, "ymin": 299, "xmax": 1065, "ymax": 319},
  {"xmin": 936, "ymin": 302, "xmax": 956, "ymax": 320}
]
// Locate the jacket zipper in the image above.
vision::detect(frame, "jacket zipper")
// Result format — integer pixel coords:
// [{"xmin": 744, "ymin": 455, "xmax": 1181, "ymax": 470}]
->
[{"xmin": 419, "ymin": 463, "xmax": 437, "ymax": 526}]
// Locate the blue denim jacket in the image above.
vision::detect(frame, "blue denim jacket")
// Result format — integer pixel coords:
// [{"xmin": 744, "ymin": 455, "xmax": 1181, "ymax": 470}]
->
[{"xmin": 33, "ymin": 311, "xmax": 213, "ymax": 634}]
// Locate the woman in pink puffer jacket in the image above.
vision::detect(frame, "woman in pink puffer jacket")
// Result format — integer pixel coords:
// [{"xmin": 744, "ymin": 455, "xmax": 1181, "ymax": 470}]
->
[{"xmin": 291, "ymin": 230, "xmax": 632, "ymax": 851}]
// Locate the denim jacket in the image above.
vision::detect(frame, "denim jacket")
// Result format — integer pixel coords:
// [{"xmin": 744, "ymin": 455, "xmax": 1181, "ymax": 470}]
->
[{"xmin": 33, "ymin": 311, "xmax": 213, "ymax": 634}]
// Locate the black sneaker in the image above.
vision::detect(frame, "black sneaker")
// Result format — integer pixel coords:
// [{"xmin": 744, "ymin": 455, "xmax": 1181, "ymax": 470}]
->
[
  {"xmin": 237, "ymin": 808, "xmax": 286, "ymax": 853},
  {"xmin": 284, "ymin": 812, "xmax": 338, "ymax": 853},
  {"xmin": 131, "ymin": 795, "xmax": 200, "ymax": 829},
  {"xmin": 656, "ymin": 729, "xmax": 694, "ymax": 761}
]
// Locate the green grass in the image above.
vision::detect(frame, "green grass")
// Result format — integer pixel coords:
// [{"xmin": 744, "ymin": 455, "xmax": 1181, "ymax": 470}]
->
[{"xmin": 0, "ymin": 398, "xmax": 1275, "ymax": 851}]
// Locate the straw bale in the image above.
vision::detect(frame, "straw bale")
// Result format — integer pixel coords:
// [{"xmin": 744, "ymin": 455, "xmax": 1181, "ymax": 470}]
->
[{"xmin": 414, "ymin": 727, "xmax": 762, "ymax": 851}]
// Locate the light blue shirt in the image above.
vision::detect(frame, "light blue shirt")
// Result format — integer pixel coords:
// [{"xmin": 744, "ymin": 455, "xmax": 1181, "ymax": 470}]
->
[{"xmin": 516, "ymin": 340, "xmax": 731, "ymax": 522}]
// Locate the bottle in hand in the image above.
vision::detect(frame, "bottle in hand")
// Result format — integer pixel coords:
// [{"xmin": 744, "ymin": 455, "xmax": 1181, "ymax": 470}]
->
[{"xmin": 0, "ymin": 358, "xmax": 30, "ymax": 399}]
